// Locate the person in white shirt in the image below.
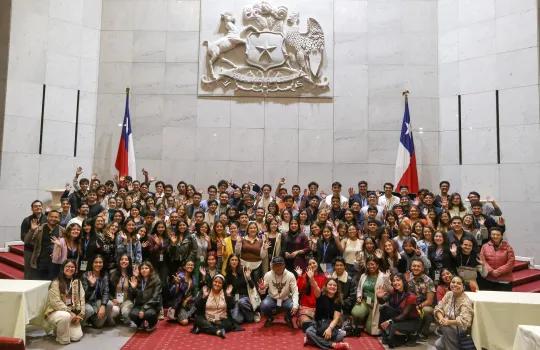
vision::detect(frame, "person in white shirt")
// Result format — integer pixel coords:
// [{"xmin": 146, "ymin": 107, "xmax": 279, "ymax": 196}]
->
[
  {"xmin": 378, "ymin": 183, "xmax": 400, "ymax": 211},
  {"xmin": 320, "ymin": 182, "xmax": 349, "ymax": 209},
  {"xmin": 258, "ymin": 257, "xmax": 299, "ymax": 328}
]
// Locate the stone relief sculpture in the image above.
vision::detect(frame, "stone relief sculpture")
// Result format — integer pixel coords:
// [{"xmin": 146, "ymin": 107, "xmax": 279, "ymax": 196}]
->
[{"xmin": 200, "ymin": 1, "xmax": 329, "ymax": 95}]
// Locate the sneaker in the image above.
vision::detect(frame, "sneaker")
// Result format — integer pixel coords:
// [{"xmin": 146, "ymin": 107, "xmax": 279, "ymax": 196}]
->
[
  {"xmin": 217, "ymin": 329, "xmax": 226, "ymax": 339},
  {"xmin": 303, "ymin": 336, "xmax": 308, "ymax": 346},
  {"xmin": 254, "ymin": 312, "xmax": 261, "ymax": 323},
  {"xmin": 158, "ymin": 308, "xmax": 165, "ymax": 320},
  {"xmin": 191, "ymin": 326, "xmax": 200, "ymax": 334},
  {"xmin": 264, "ymin": 317, "xmax": 274, "ymax": 327},
  {"xmin": 333, "ymin": 342, "xmax": 351, "ymax": 350}
]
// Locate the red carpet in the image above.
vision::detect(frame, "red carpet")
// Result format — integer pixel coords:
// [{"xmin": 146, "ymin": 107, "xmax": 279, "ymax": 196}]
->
[{"xmin": 121, "ymin": 318, "xmax": 385, "ymax": 350}]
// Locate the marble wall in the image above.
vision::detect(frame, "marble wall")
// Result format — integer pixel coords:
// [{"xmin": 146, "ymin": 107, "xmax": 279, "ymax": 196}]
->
[
  {"xmin": 93, "ymin": 0, "xmax": 439, "ymax": 194},
  {"xmin": 438, "ymin": 0, "xmax": 540, "ymax": 261},
  {"xmin": 0, "ymin": 0, "xmax": 102, "ymax": 243}
]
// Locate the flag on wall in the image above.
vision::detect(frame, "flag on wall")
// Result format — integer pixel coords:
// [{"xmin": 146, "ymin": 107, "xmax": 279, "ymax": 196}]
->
[
  {"xmin": 114, "ymin": 88, "xmax": 136, "ymax": 179},
  {"xmin": 394, "ymin": 93, "xmax": 419, "ymax": 193}
]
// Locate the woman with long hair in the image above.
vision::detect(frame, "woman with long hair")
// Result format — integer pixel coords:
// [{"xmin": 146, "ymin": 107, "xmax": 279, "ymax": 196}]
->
[
  {"xmin": 225, "ymin": 254, "xmax": 257, "ymax": 324},
  {"xmin": 44, "ymin": 259, "xmax": 85, "ymax": 344},
  {"xmin": 210, "ymin": 221, "xmax": 227, "ymax": 269},
  {"xmin": 437, "ymin": 210, "xmax": 452, "ymax": 234},
  {"xmin": 129, "ymin": 261, "xmax": 162, "ymax": 331},
  {"xmin": 418, "ymin": 225, "xmax": 434, "ymax": 256},
  {"xmin": 295, "ymin": 258, "xmax": 326, "ymax": 331},
  {"xmin": 262, "ymin": 218, "xmax": 282, "ymax": 274},
  {"xmin": 427, "ymin": 231, "xmax": 455, "ymax": 285},
  {"xmin": 381, "ymin": 238, "xmax": 406, "ymax": 274},
  {"xmin": 168, "ymin": 260, "xmax": 196, "ymax": 325},
  {"xmin": 109, "ymin": 253, "xmax": 135, "ymax": 324},
  {"xmin": 448, "ymin": 193, "xmax": 468, "ymax": 218},
  {"xmin": 315, "ymin": 225, "xmax": 343, "ymax": 274},
  {"xmin": 435, "ymin": 268, "xmax": 454, "ymax": 302},
  {"xmin": 341, "ymin": 224, "xmax": 363, "ymax": 279},
  {"xmin": 393, "ymin": 221, "xmax": 413, "ymax": 253},
  {"xmin": 81, "ymin": 254, "xmax": 113, "ymax": 328},
  {"xmin": 99, "ymin": 220, "xmax": 118, "ymax": 272},
  {"xmin": 221, "ymin": 222, "xmax": 240, "ymax": 274},
  {"xmin": 282, "ymin": 218, "xmax": 310, "ymax": 274},
  {"xmin": 115, "ymin": 218, "xmax": 142, "ymax": 267},
  {"xmin": 235, "ymin": 221, "xmax": 267, "ymax": 284},
  {"xmin": 52, "ymin": 223, "xmax": 82, "ymax": 272},
  {"xmin": 168, "ymin": 220, "xmax": 197, "ymax": 274}
]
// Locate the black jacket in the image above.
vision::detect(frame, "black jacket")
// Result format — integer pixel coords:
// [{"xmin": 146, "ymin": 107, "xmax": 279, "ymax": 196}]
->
[{"xmin": 132, "ymin": 275, "xmax": 162, "ymax": 311}]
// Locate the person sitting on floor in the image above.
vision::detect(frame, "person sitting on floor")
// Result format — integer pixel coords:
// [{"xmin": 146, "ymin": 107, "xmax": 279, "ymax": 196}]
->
[
  {"xmin": 128, "ymin": 261, "xmax": 162, "ymax": 332},
  {"xmin": 109, "ymin": 253, "xmax": 135, "ymax": 324},
  {"xmin": 408, "ymin": 258, "xmax": 436, "ymax": 339},
  {"xmin": 44, "ymin": 259, "xmax": 85, "ymax": 345},
  {"xmin": 81, "ymin": 254, "xmax": 114, "ymax": 328},
  {"xmin": 225, "ymin": 254, "xmax": 258, "ymax": 324},
  {"xmin": 296, "ymin": 258, "xmax": 327, "ymax": 331},
  {"xmin": 167, "ymin": 259, "xmax": 196, "ymax": 325},
  {"xmin": 258, "ymin": 256, "xmax": 299, "ymax": 328}
]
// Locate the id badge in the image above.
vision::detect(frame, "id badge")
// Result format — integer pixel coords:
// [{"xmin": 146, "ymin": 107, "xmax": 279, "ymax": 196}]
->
[
  {"xmin": 435, "ymin": 270, "xmax": 441, "ymax": 281},
  {"xmin": 277, "ymin": 299, "xmax": 282, "ymax": 307},
  {"xmin": 116, "ymin": 292, "xmax": 124, "ymax": 303},
  {"xmin": 65, "ymin": 297, "xmax": 72, "ymax": 306},
  {"xmin": 235, "ymin": 294, "xmax": 240, "ymax": 302},
  {"xmin": 159, "ymin": 253, "xmax": 164, "ymax": 262},
  {"xmin": 366, "ymin": 296, "xmax": 372, "ymax": 305},
  {"xmin": 80, "ymin": 260, "xmax": 88, "ymax": 271}
]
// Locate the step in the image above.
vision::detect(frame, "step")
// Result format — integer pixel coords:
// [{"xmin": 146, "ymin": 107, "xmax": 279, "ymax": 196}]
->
[
  {"xmin": 513, "ymin": 279, "xmax": 540, "ymax": 293},
  {"xmin": 511, "ymin": 268, "xmax": 540, "ymax": 287},
  {"xmin": 0, "ymin": 261, "xmax": 24, "ymax": 279},
  {"xmin": 0, "ymin": 252, "xmax": 24, "ymax": 270},
  {"xmin": 9, "ymin": 245, "xmax": 24, "ymax": 257},
  {"xmin": 513, "ymin": 260, "xmax": 530, "ymax": 272}
]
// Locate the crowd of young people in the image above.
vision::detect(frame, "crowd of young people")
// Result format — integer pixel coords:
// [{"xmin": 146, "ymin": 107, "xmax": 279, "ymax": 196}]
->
[{"xmin": 21, "ymin": 167, "xmax": 515, "ymax": 349}]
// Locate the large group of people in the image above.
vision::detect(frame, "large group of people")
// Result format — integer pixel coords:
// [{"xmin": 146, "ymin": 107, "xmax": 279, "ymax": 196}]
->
[{"xmin": 21, "ymin": 167, "xmax": 516, "ymax": 349}]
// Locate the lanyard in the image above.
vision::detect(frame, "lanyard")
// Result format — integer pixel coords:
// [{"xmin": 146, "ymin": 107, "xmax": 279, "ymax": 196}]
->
[
  {"xmin": 66, "ymin": 280, "xmax": 72, "ymax": 295},
  {"xmin": 120, "ymin": 276, "xmax": 126, "ymax": 293},
  {"xmin": 83, "ymin": 237, "xmax": 90, "ymax": 257},
  {"xmin": 95, "ymin": 278, "xmax": 101, "ymax": 296},
  {"xmin": 323, "ymin": 241, "xmax": 330, "ymax": 261},
  {"xmin": 141, "ymin": 279, "xmax": 147, "ymax": 291}
]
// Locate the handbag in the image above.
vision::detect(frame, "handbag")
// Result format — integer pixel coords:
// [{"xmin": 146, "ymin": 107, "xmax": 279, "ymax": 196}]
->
[
  {"xmin": 244, "ymin": 270, "xmax": 261, "ymax": 310},
  {"xmin": 458, "ymin": 329, "xmax": 476, "ymax": 350}
]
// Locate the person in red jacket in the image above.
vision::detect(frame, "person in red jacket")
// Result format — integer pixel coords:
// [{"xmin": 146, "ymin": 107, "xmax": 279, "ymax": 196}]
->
[
  {"xmin": 296, "ymin": 258, "xmax": 326, "ymax": 331},
  {"xmin": 479, "ymin": 227, "xmax": 515, "ymax": 291}
]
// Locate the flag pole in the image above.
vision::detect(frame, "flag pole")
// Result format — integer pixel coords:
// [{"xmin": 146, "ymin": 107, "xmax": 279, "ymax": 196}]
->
[{"xmin": 402, "ymin": 90, "xmax": 410, "ymax": 101}]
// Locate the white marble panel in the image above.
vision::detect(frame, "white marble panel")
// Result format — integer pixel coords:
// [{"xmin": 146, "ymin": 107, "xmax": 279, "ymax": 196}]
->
[
  {"xmin": 134, "ymin": 158, "xmax": 163, "ymax": 181},
  {"xmin": 458, "ymin": 55, "xmax": 496, "ymax": 94},
  {"xmin": 367, "ymin": 130, "xmax": 398, "ymax": 165},
  {"xmin": 333, "ymin": 96, "xmax": 368, "ymax": 131},
  {"xmin": 496, "ymin": 10, "xmax": 537, "ymax": 53},
  {"xmin": 2, "ymin": 115, "xmax": 41, "ymax": 154},
  {"xmin": 368, "ymin": 95, "xmax": 403, "ymax": 131},
  {"xmin": 76, "ymin": 124, "xmax": 95, "ymax": 158},
  {"xmin": 298, "ymin": 99, "xmax": 333, "ymax": 130},
  {"xmin": 49, "ymin": 0, "xmax": 83, "ymax": 24},
  {"xmin": 264, "ymin": 129, "xmax": 298, "ymax": 162},
  {"xmin": 298, "ymin": 163, "xmax": 333, "ymax": 191},
  {"xmin": 79, "ymin": 58, "xmax": 99, "ymax": 93},
  {"xmin": 499, "ymin": 202, "xmax": 540, "ymax": 263},
  {"xmin": 499, "ymin": 164, "xmax": 540, "ymax": 202},
  {"xmin": 163, "ymin": 95, "xmax": 198, "ymax": 128},
  {"xmin": 133, "ymin": 31, "xmax": 166, "ymax": 62},
  {"xmin": 438, "ymin": 62, "xmax": 459, "ymax": 97},
  {"xmin": 495, "ymin": 0, "xmax": 537, "ymax": 17},
  {"xmin": 131, "ymin": 0, "xmax": 167, "ymax": 31},
  {"xmin": 131, "ymin": 94, "xmax": 164, "ymax": 121},
  {"xmin": 402, "ymin": 1, "xmax": 437, "ymax": 34},
  {"xmin": 438, "ymin": 165, "xmax": 462, "ymax": 192},
  {"xmin": 230, "ymin": 161, "xmax": 264, "ymax": 185},
  {"xmin": 264, "ymin": 98, "xmax": 299, "ymax": 129},
  {"xmin": 496, "ymin": 48, "xmax": 538, "ymax": 89},
  {"xmin": 131, "ymin": 63, "xmax": 165, "ymax": 94},
  {"xmin": 368, "ymin": 32, "xmax": 402, "ymax": 65},
  {"xmin": 367, "ymin": 163, "xmax": 396, "ymax": 190},
  {"xmin": 45, "ymin": 86, "xmax": 78, "ymax": 123},
  {"xmin": 101, "ymin": 0, "xmax": 134, "ymax": 30},
  {"xmin": 160, "ymin": 160, "xmax": 197, "ymax": 185},
  {"xmin": 0, "ymin": 153, "xmax": 40, "ymax": 189},
  {"xmin": 461, "ymin": 91, "xmax": 496, "ymax": 129},
  {"xmin": 458, "ymin": 21, "xmax": 495, "ymax": 60},
  {"xmin": 197, "ymin": 98, "xmax": 231, "ymax": 128},
  {"xmin": 230, "ymin": 97, "xmax": 265, "ymax": 129},
  {"xmin": 38, "ymin": 154, "xmax": 76, "ymax": 189},
  {"xmin": 461, "ymin": 127, "xmax": 497, "ymax": 165},
  {"xmin": 334, "ymin": 64, "xmax": 368, "ymax": 98},
  {"xmin": 4, "ymin": 80, "xmax": 44, "ymax": 119},
  {"xmin": 418, "ymin": 165, "xmax": 440, "ymax": 191},
  {"xmin": 11, "ymin": 0, "xmax": 49, "ymax": 17},
  {"xmin": 438, "ymin": 30, "xmax": 458, "ymax": 64},
  {"xmin": 131, "ymin": 120, "xmax": 163, "ymax": 159},
  {"xmin": 499, "ymin": 86, "xmax": 540, "ymax": 127},
  {"xmin": 0, "ymin": 227, "xmax": 20, "ymax": 244},
  {"xmin": 403, "ymin": 65, "xmax": 438, "ymax": 98},
  {"xmin": 334, "ymin": 0, "xmax": 367, "ymax": 33},
  {"xmin": 298, "ymin": 129, "xmax": 333, "ymax": 163},
  {"xmin": 166, "ymin": 32, "xmax": 199, "ymax": 63},
  {"xmin": 263, "ymin": 161, "xmax": 299, "ymax": 187},
  {"xmin": 95, "ymin": 93, "xmax": 125, "ymax": 127},
  {"xmin": 368, "ymin": 64, "xmax": 405, "ymax": 97},
  {"xmin": 229, "ymin": 128, "xmax": 264, "ymax": 162},
  {"xmin": 460, "ymin": 164, "xmax": 500, "ymax": 199},
  {"xmin": 439, "ymin": 97, "xmax": 459, "ymax": 131},
  {"xmin": 333, "ymin": 163, "xmax": 369, "ymax": 190},
  {"xmin": 333, "ymin": 130, "xmax": 368, "ymax": 163},
  {"xmin": 45, "ymin": 53, "xmax": 80, "ymax": 89},
  {"xmin": 458, "ymin": 0, "xmax": 495, "ymax": 26},
  {"xmin": 167, "ymin": 0, "xmax": 200, "ymax": 31},
  {"xmin": 439, "ymin": 130, "xmax": 459, "ymax": 165},
  {"xmin": 195, "ymin": 161, "xmax": 232, "ymax": 188},
  {"xmin": 164, "ymin": 63, "xmax": 198, "ymax": 94},
  {"xmin": 402, "ymin": 33, "xmax": 437, "ymax": 65},
  {"xmin": 335, "ymin": 33, "xmax": 368, "ymax": 66},
  {"xmin": 161, "ymin": 127, "xmax": 197, "ymax": 161},
  {"xmin": 438, "ymin": 0, "xmax": 459, "ymax": 32},
  {"xmin": 0, "ymin": 190, "xmax": 40, "ymax": 227},
  {"xmin": 80, "ymin": 27, "xmax": 101, "ymax": 59},
  {"xmin": 500, "ymin": 124, "xmax": 540, "ymax": 163},
  {"xmin": 47, "ymin": 19, "xmax": 82, "ymax": 57},
  {"xmin": 98, "ymin": 62, "xmax": 133, "ymax": 94},
  {"xmin": 82, "ymin": 0, "xmax": 102, "ymax": 29},
  {"xmin": 196, "ymin": 127, "xmax": 230, "ymax": 161},
  {"xmin": 367, "ymin": 0, "xmax": 401, "ymax": 34},
  {"xmin": 42, "ymin": 120, "xmax": 75, "ymax": 156},
  {"xmin": 414, "ymin": 131, "xmax": 439, "ymax": 165},
  {"xmin": 410, "ymin": 97, "xmax": 438, "ymax": 132}
]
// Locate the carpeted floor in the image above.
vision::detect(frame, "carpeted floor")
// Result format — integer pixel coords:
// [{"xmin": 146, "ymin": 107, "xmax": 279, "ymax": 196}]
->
[{"xmin": 121, "ymin": 318, "xmax": 386, "ymax": 350}]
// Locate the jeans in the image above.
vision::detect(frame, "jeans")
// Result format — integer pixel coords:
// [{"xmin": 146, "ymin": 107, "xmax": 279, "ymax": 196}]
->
[
  {"xmin": 110, "ymin": 300, "xmax": 134, "ymax": 324},
  {"xmin": 305, "ymin": 325, "xmax": 346, "ymax": 350},
  {"xmin": 231, "ymin": 296, "xmax": 254, "ymax": 324},
  {"xmin": 260, "ymin": 296, "xmax": 294, "ymax": 321},
  {"xmin": 435, "ymin": 326, "xmax": 461, "ymax": 350},
  {"xmin": 129, "ymin": 306, "xmax": 158, "ymax": 328},
  {"xmin": 84, "ymin": 300, "xmax": 114, "ymax": 328},
  {"xmin": 379, "ymin": 305, "xmax": 421, "ymax": 347},
  {"xmin": 194, "ymin": 315, "xmax": 235, "ymax": 336}
]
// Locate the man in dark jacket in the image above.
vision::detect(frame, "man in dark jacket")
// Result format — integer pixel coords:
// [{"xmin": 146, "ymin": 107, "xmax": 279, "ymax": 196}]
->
[{"xmin": 20, "ymin": 200, "xmax": 47, "ymax": 279}]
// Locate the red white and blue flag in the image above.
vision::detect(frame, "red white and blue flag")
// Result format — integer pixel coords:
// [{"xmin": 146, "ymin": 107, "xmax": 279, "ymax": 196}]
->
[
  {"xmin": 394, "ymin": 96, "xmax": 419, "ymax": 193},
  {"xmin": 114, "ymin": 90, "xmax": 136, "ymax": 179}
]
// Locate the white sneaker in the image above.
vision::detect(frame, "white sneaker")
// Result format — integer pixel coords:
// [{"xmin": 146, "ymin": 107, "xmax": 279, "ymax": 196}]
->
[{"xmin": 254, "ymin": 312, "xmax": 261, "ymax": 322}]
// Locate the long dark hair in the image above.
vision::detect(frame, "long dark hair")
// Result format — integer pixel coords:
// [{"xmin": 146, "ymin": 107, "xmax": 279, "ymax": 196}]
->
[
  {"xmin": 322, "ymin": 278, "xmax": 342, "ymax": 304},
  {"xmin": 225, "ymin": 254, "xmax": 242, "ymax": 276},
  {"xmin": 55, "ymin": 259, "xmax": 78, "ymax": 296},
  {"xmin": 110, "ymin": 254, "xmax": 133, "ymax": 287}
]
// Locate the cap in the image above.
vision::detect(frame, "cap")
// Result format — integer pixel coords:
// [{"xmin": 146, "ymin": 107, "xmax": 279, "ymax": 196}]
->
[{"xmin": 271, "ymin": 256, "xmax": 285, "ymax": 265}]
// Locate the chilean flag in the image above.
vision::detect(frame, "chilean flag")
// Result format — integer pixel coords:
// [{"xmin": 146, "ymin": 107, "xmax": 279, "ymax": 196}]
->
[
  {"xmin": 114, "ymin": 90, "xmax": 136, "ymax": 179},
  {"xmin": 394, "ymin": 96, "xmax": 419, "ymax": 193}
]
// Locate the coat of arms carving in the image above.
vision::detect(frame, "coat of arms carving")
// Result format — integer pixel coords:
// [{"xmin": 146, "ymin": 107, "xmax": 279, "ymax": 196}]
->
[{"xmin": 199, "ymin": 1, "xmax": 331, "ymax": 96}]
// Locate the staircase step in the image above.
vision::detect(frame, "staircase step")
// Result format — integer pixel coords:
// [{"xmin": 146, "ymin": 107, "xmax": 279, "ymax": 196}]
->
[
  {"xmin": 0, "ymin": 252, "xmax": 24, "ymax": 270},
  {"xmin": 9, "ymin": 245, "xmax": 24, "ymax": 257},
  {"xmin": 0, "ymin": 261, "xmax": 24, "ymax": 279},
  {"xmin": 513, "ymin": 279, "xmax": 540, "ymax": 293},
  {"xmin": 512, "ymin": 269, "xmax": 540, "ymax": 286},
  {"xmin": 513, "ymin": 260, "xmax": 529, "ymax": 272}
]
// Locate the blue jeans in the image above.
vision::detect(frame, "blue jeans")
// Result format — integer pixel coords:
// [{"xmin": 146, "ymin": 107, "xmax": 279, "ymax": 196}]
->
[{"xmin": 260, "ymin": 296, "xmax": 294, "ymax": 321}]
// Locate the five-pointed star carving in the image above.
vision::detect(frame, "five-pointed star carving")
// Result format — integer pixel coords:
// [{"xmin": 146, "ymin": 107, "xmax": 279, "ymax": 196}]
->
[{"xmin": 255, "ymin": 40, "xmax": 277, "ymax": 62}]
